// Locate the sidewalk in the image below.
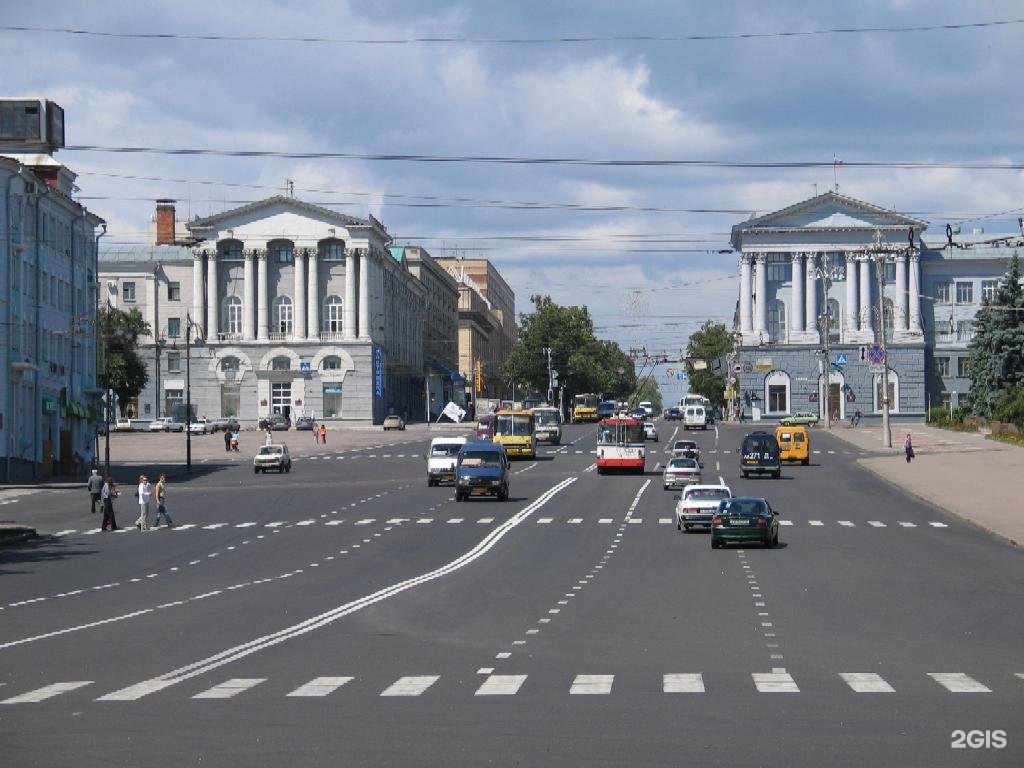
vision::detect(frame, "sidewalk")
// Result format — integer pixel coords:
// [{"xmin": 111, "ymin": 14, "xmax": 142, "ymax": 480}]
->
[{"xmin": 827, "ymin": 421, "xmax": 1022, "ymax": 547}]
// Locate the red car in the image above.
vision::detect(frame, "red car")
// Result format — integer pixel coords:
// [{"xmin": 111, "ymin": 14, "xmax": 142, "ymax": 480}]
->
[{"xmin": 475, "ymin": 414, "xmax": 495, "ymax": 440}]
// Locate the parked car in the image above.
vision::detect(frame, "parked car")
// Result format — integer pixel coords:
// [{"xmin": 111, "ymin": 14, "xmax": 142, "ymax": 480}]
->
[
  {"xmin": 383, "ymin": 414, "xmax": 406, "ymax": 431},
  {"xmin": 663, "ymin": 407, "xmax": 683, "ymax": 421},
  {"xmin": 294, "ymin": 416, "xmax": 315, "ymax": 431},
  {"xmin": 454, "ymin": 441, "xmax": 510, "ymax": 501},
  {"xmin": 148, "ymin": 417, "xmax": 184, "ymax": 433},
  {"xmin": 671, "ymin": 440, "xmax": 700, "ymax": 461},
  {"xmin": 253, "ymin": 443, "xmax": 292, "ymax": 474},
  {"xmin": 259, "ymin": 414, "xmax": 291, "ymax": 431},
  {"xmin": 643, "ymin": 422, "xmax": 659, "ymax": 442},
  {"xmin": 779, "ymin": 411, "xmax": 820, "ymax": 427},
  {"xmin": 740, "ymin": 431, "xmax": 781, "ymax": 479},
  {"xmin": 711, "ymin": 496, "xmax": 779, "ymax": 549},
  {"xmin": 210, "ymin": 417, "xmax": 240, "ymax": 433},
  {"xmin": 662, "ymin": 457, "xmax": 702, "ymax": 491},
  {"xmin": 674, "ymin": 484, "xmax": 732, "ymax": 531},
  {"xmin": 188, "ymin": 418, "xmax": 213, "ymax": 434},
  {"xmin": 114, "ymin": 417, "xmax": 134, "ymax": 432}
]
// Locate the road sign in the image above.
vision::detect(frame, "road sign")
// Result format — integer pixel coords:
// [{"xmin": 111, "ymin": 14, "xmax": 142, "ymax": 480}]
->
[
  {"xmin": 834, "ymin": 353, "xmax": 848, "ymax": 365},
  {"xmin": 299, "ymin": 361, "xmax": 312, "ymax": 374},
  {"xmin": 867, "ymin": 344, "xmax": 886, "ymax": 365},
  {"xmin": 869, "ymin": 363, "xmax": 886, "ymax": 375}
]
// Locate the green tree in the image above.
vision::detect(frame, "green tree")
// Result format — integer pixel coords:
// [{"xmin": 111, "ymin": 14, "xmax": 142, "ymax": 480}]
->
[
  {"xmin": 685, "ymin": 321, "xmax": 734, "ymax": 407},
  {"xmin": 98, "ymin": 305, "xmax": 152, "ymax": 417},
  {"xmin": 965, "ymin": 254, "xmax": 1024, "ymax": 418}
]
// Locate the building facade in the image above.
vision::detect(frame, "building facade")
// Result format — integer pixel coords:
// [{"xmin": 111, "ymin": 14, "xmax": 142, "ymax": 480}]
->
[
  {"xmin": 99, "ymin": 197, "xmax": 428, "ymax": 426},
  {"xmin": 729, "ymin": 191, "xmax": 1022, "ymax": 423},
  {"xmin": 2, "ymin": 99, "xmax": 105, "ymax": 482}
]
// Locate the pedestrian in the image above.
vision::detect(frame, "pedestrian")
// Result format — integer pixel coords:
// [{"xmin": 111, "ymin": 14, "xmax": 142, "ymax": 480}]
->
[
  {"xmin": 135, "ymin": 474, "xmax": 152, "ymax": 530},
  {"xmin": 101, "ymin": 476, "xmax": 119, "ymax": 531},
  {"xmin": 224, "ymin": 428, "xmax": 232, "ymax": 452},
  {"xmin": 312, "ymin": 420, "xmax": 318, "ymax": 444},
  {"xmin": 265, "ymin": 428, "xmax": 273, "ymax": 446},
  {"xmin": 86, "ymin": 468, "xmax": 104, "ymax": 514},
  {"xmin": 904, "ymin": 433, "xmax": 915, "ymax": 463},
  {"xmin": 319, "ymin": 424, "xmax": 327, "ymax": 446},
  {"xmin": 152, "ymin": 473, "xmax": 173, "ymax": 527},
  {"xmin": 739, "ymin": 408, "xmax": 746, "ymax": 424},
  {"xmin": 231, "ymin": 430, "xmax": 240, "ymax": 451}
]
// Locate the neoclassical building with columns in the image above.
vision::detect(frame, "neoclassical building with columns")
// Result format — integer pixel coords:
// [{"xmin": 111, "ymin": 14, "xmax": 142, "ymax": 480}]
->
[{"xmin": 99, "ymin": 196, "xmax": 426, "ymax": 425}]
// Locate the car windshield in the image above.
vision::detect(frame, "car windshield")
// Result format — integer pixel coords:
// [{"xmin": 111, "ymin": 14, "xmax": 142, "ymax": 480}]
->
[
  {"xmin": 721, "ymin": 499, "xmax": 766, "ymax": 516},
  {"xmin": 687, "ymin": 488, "xmax": 730, "ymax": 501},
  {"xmin": 431, "ymin": 444, "xmax": 463, "ymax": 457},
  {"xmin": 459, "ymin": 451, "xmax": 502, "ymax": 468},
  {"xmin": 674, "ymin": 442, "xmax": 697, "ymax": 451},
  {"xmin": 258, "ymin": 446, "xmax": 281, "ymax": 455},
  {"xmin": 668, "ymin": 458, "xmax": 698, "ymax": 469}
]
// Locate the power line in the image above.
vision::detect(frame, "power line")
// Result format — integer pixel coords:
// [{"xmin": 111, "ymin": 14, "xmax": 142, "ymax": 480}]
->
[{"xmin": 3, "ymin": 18, "xmax": 1021, "ymax": 45}]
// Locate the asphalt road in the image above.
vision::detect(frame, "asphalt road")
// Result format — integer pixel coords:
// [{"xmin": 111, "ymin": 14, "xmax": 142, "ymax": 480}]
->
[{"xmin": 1, "ymin": 422, "xmax": 1021, "ymax": 767}]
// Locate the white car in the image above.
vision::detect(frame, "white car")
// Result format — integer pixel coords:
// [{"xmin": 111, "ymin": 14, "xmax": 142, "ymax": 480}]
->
[
  {"xmin": 671, "ymin": 440, "xmax": 700, "ymax": 461},
  {"xmin": 188, "ymin": 418, "xmax": 212, "ymax": 434},
  {"xmin": 662, "ymin": 457, "xmax": 701, "ymax": 490},
  {"xmin": 426, "ymin": 436, "xmax": 467, "ymax": 486},
  {"xmin": 675, "ymin": 484, "xmax": 732, "ymax": 531},
  {"xmin": 148, "ymin": 417, "xmax": 184, "ymax": 432},
  {"xmin": 643, "ymin": 422, "xmax": 658, "ymax": 442}
]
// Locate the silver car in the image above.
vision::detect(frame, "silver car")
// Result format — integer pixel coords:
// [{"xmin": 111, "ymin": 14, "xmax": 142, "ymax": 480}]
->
[
  {"xmin": 254, "ymin": 443, "xmax": 292, "ymax": 474},
  {"xmin": 662, "ymin": 457, "xmax": 702, "ymax": 490},
  {"xmin": 674, "ymin": 484, "xmax": 732, "ymax": 531}
]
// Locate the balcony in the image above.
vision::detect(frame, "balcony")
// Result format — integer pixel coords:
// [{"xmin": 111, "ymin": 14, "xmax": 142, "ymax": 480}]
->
[{"xmin": 319, "ymin": 332, "xmax": 346, "ymax": 341}]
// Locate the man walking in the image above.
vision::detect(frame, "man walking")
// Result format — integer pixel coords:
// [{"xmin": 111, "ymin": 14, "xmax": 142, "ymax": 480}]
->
[
  {"xmin": 152, "ymin": 474, "xmax": 174, "ymax": 527},
  {"xmin": 224, "ymin": 428, "xmax": 232, "ymax": 452},
  {"xmin": 87, "ymin": 468, "xmax": 104, "ymax": 514}
]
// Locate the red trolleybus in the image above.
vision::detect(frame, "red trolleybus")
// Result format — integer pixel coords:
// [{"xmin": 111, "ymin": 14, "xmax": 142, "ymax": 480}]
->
[{"xmin": 595, "ymin": 416, "xmax": 646, "ymax": 474}]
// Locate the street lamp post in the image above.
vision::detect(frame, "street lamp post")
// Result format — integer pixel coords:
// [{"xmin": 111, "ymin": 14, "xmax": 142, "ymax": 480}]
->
[
  {"xmin": 184, "ymin": 314, "xmax": 199, "ymax": 471},
  {"xmin": 812, "ymin": 253, "xmax": 845, "ymax": 430}
]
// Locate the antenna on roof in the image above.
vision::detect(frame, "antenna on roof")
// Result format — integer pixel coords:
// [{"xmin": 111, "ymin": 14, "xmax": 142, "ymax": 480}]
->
[
  {"xmin": 833, "ymin": 154, "xmax": 842, "ymax": 192},
  {"xmin": 286, "ymin": 178, "xmax": 294, "ymax": 198}
]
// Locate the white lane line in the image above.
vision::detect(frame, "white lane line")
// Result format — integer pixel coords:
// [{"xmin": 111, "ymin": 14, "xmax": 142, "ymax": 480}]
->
[
  {"xmin": 752, "ymin": 672, "xmax": 799, "ymax": 693},
  {"xmin": 477, "ymin": 518, "xmax": 494, "ymax": 524},
  {"xmin": 265, "ymin": 522, "xmax": 285, "ymax": 528},
  {"xmin": 173, "ymin": 524, "xmax": 196, "ymax": 530},
  {"xmin": 928, "ymin": 673, "xmax": 991, "ymax": 693},
  {"xmin": 354, "ymin": 519, "xmax": 375, "ymax": 525},
  {"xmin": 567, "ymin": 518, "xmax": 583, "ymax": 524},
  {"xmin": 325, "ymin": 520, "xmax": 344, "ymax": 526},
  {"xmin": 867, "ymin": 521, "xmax": 886, "ymax": 527},
  {"xmin": 54, "ymin": 529, "xmax": 77, "ymax": 537},
  {"xmin": 380, "ymin": 676, "xmax": 439, "ymax": 697},
  {"xmin": 97, "ymin": 680, "xmax": 176, "ymax": 702},
  {"xmin": 658, "ymin": 518, "xmax": 672, "ymax": 525},
  {"xmin": 840, "ymin": 673, "xmax": 895, "ymax": 693},
  {"xmin": 628, "ymin": 518, "xmax": 642, "ymax": 524},
  {"xmin": 286, "ymin": 676, "xmax": 354, "ymax": 697},
  {"xmin": 202, "ymin": 523, "xmax": 228, "ymax": 530},
  {"xmin": 475, "ymin": 675, "xmax": 528, "ymax": 696},
  {"xmin": 235, "ymin": 522, "xmax": 258, "ymax": 528},
  {"xmin": 97, "ymin": 477, "xmax": 578, "ymax": 700},
  {"xmin": 663, "ymin": 673, "xmax": 705, "ymax": 693},
  {"xmin": 295, "ymin": 520, "xmax": 317, "ymax": 526},
  {"xmin": 417, "ymin": 518, "xmax": 433, "ymax": 524},
  {"xmin": 570, "ymin": 674, "xmax": 613, "ymax": 695},
  {"xmin": 808, "ymin": 520, "xmax": 824, "ymax": 526},
  {"xmin": 898, "ymin": 522, "xmax": 917, "ymax": 528},
  {"xmin": 928, "ymin": 522, "xmax": 949, "ymax": 528},
  {"xmin": 193, "ymin": 678, "xmax": 266, "ymax": 699},
  {"xmin": 838, "ymin": 521, "xmax": 855, "ymax": 527},
  {"xmin": 779, "ymin": 520, "xmax": 794, "ymax": 526},
  {"xmin": 598, "ymin": 518, "xmax": 613, "ymax": 524},
  {"xmin": 0, "ymin": 608, "xmax": 154, "ymax": 651},
  {"xmin": 446, "ymin": 518, "xmax": 463, "ymax": 524},
  {"xmin": 2, "ymin": 681, "xmax": 93, "ymax": 704},
  {"xmin": 537, "ymin": 518, "xmax": 553, "ymax": 524}
]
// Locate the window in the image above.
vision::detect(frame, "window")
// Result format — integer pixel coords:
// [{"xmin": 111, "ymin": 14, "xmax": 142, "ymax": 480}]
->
[
  {"xmin": 957, "ymin": 357, "xmax": 971, "ymax": 378},
  {"xmin": 764, "ymin": 371, "xmax": 790, "ymax": 414},
  {"xmin": 271, "ymin": 241, "xmax": 294, "ymax": 264},
  {"xmin": 323, "ymin": 383, "xmax": 343, "ymax": 417},
  {"xmin": 935, "ymin": 282, "xmax": 951, "ymax": 304},
  {"xmin": 220, "ymin": 240, "xmax": 243, "ymax": 261},
  {"xmin": 322, "ymin": 295, "xmax": 344, "ymax": 333},
  {"xmin": 164, "ymin": 389, "xmax": 183, "ymax": 418},
  {"xmin": 767, "ymin": 299, "xmax": 786, "ymax": 342},
  {"xmin": 981, "ymin": 280, "xmax": 998, "ymax": 303},
  {"xmin": 320, "ymin": 239, "xmax": 345, "ymax": 261},
  {"xmin": 273, "ymin": 296, "xmax": 293, "ymax": 334},
  {"xmin": 955, "ymin": 282, "xmax": 973, "ymax": 304},
  {"xmin": 936, "ymin": 316, "xmax": 953, "ymax": 342},
  {"xmin": 884, "ymin": 262, "xmax": 896, "ymax": 282},
  {"xmin": 167, "ymin": 352, "xmax": 181, "ymax": 373},
  {"xmin": 934, "ymin": 356, "xmax": 950, "ymax": 377},
  {"xmin": 956, "ymin": 320, "xmax": 974, "ymax": 342},
  {"xmin": 168, "ymin": 282, "xmax": 181, "ymax": 301},
  {"xmin": 222, "ymin": 296, "xmax": 243, "ymax": 335},
  {"xmin": 271, "ymin": 382, "xmax": 291, "ymax": 415},
  {"xmin": 167, "ymin": 317, "xmax": 181, "ymax": 338},
  {"xmin": 122, "ymin": 282, "xmax": 136, "ymax": 302},
  {"xmin": 221, "ymin": 384, "xmax": 240, "ymax": 418},
  {"xmin": 271, "ymin": 356, "xmax": 290, "ymax": 371},
  {"xmin": 221, "ymin": 356, "xmax": 240, "ymax": 372},
  {"xmin": 322, "ymin": 356, "xmax": 341, "ymax": 371},
  {"xmin": 766, "ymin": 253, "xmax": 791, "ymax": 282}
]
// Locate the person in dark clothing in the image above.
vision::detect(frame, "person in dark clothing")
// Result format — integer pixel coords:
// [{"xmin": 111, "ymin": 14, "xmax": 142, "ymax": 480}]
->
[
  {"xmin": 904, "ymin": 433, "xmax": 915, "ymax": 463},
  {"xmin": 224, "ymin": 428, "xmax": 232, "ymax": 452},
  {"xmin": 101, "ymin": 477, "xmax": 120, "ymax": 531},
  {"xmin": 87, "ymin": 469, "xmax": 104, "ymax": 514}
]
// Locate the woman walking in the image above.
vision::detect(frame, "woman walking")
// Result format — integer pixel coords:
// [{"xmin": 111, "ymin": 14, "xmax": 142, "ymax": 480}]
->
[
  {"xmin": 101, "ymin": 476, "xmax": 120, "ymax": 531},
  {"xmin": 319, "ymin": 424, "xmax": 327, "ymax": 446},
  {"xmin": 135, "ymin": 474, "xmax": 152, "ymax": 530},
  {"xmin": 904, "ymin": 433, "xmax": 915, "ymax": 463}
]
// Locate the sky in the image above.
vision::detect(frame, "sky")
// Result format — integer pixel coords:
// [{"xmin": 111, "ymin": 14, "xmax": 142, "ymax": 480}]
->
[{"xmin": 5, "ymin": 1, "xmax": 1024, "ymax": 369}]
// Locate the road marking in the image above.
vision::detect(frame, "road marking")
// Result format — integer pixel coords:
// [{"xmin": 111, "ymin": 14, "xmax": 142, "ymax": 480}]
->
[
  {"xmin": 417, "ymin": 518, "xmax": 433, "ymax": 524},
  {"xmin": 658, "ymin": 518, "xmax": 672, "ymax": 524},
  {"xmin": 235, "ymin": 522, "xmax": 258, "ymax": 528},
  {"xmin": 570, "ymin": 674, "xmax": 613, "ymax": 695},
  {"xmin": 381, "ymin": 676, "xmax": 439, "ymax": 697},
  {"xmin": 752, "ymin": 672, "xmax": 799, "ymax": 693},
  {"xmin": 537, "ymin": 518, "xmax": 553, "ymax": 524},
  {"xmin": 840, "ymin": 673, "xmax": 895, "ymax": 693},
  {"xmin": 173, "ymin": 524, "xmax": 196, "ymax": 530},
  {"xmin": 355, "ymin": 519, "xmax": 375, "ymax": 525},
  {"xmin": 475, "ymin": 675, "xmax": 527, "ymax": 696},
  {"xmin": 928, "ymin": 673, "xmax": 990, "ymax": 693},
  {"xmin": 808, "ymin": 520, "xmax": 824, "ymax": 526},
  {"xmin": 265, "ymin": 522, "xmax": 285, "ymax": 528},
  {"xmin": 598, "ymin": 518, "xmax": 613, "ymax": 524},
  {"xmin": 2, "ymin": 681, "xmax": 92, "ymax": 704},
  {"xmin": 567, "ymin": 518, "xmax": 582, "ymax": 524},
  {"xmin": 928, "ymin": 522, "xmax": 948, "ymax": 528},
  {"xmin": 628, "ymin": 518, "xmax": 642, "ymax": 524},
  {"xmin": 193, "ymin": 678, "xmax": 266, "ymax": 699},
  {"xmin": 287, "ymin": 677, "xmax": 353, "ymax": 697},
  {"xmin": 867, "ymin": 521, "xmax": 886, "ymax": 527},
  {"xmin": 325, "ymin": 520, "xmax": 344, "ymax": 526},
  {"xmin": 477, "ymin": 518, "xmax": 494, "ymax": 524},
  {"xmin": 838, "ymin": 520, "xmax": 854, "ymax": 527},
  {"xmin": 897, "ymin": 522, "xmax": 917, "ymax": 528},
  {"xmin": 663, "ymin": 673, "xmax": 704, "ymax": 693},
  {"xmin": 1, "ymin": 608, "xmax": 154, "ymax": 652},
  {"xmin": 779, "ymin": 520, "xmax": 793, "ymax": 526},
  {"xmin": 295, "ymin": 520, "xmax": 317, "ymax": 526}
]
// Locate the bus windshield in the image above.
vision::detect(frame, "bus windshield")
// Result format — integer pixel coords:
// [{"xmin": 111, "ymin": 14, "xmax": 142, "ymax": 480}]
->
[
  {"xmin": 533, "ymin": 409, "xmax": 560, "ymax": 427},
  {"xmin": 495, "ymin": 413, "xmax": 533, "ymax": 436},
  {"xmin": 597, "ymin": 419, "xmax": 645, "ymax": 445}
]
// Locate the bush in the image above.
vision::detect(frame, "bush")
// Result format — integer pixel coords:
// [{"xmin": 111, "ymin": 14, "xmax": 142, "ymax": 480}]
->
[
  {"xmin": 993, "ymin": 385, "xmax": 1024, "ymax": 429},
  {"xmin": 928, "ymin": 406, "xmax": 950, "ymax": 426}
]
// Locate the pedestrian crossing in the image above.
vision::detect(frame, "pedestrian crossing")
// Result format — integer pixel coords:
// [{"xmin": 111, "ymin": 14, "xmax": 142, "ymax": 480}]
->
[{"xmin": 1, "ymin": 670, "xmax": 1018, "ymax": 705}]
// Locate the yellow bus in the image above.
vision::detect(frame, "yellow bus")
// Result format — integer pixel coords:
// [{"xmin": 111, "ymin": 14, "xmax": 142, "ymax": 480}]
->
[
  {"xmin": 572, "ymin": 393, "xmax": 600, "ymax": 423},
  {"xmin": 493, "ymin": 409, "xmax": 536, "ymax": 459}
]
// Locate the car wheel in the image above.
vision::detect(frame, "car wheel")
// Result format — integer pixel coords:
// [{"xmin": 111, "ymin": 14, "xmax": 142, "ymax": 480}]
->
[
  {"xmin": 711, "ymin": 539, "xmax": 720, "ymax": 549},
  {"xmin": 253, "ymin": 467, "xmax": 258, "ymax": 474},
  {"xmin": 773, "ymin": 470, "xmax": 781, "ymax": 479},
  {"xmin": 802, "ymin": 458, "xmax": 810, "ymax": 466},
  {"xmin": 683, "ymin": 524, "xmax": 692, "ymax": 532}
]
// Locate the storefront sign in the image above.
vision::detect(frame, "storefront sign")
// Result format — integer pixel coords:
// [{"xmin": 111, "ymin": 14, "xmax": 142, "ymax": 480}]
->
[{"xmin": 373, "ymin": 347, "xmax": 385, "ymax": 400}]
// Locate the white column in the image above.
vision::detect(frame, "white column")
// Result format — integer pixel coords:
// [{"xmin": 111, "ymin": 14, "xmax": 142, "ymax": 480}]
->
[
  {"xmin": 845, "ymin": 252, "xmax": 859, "ymax": 334},
  {"xmin": 790, "ymin": 252, "xmax": 805, "ymax": 334},
  {"xmin": 307, "ymin": 249, "xmax": 319, "ymax": 341},
  {"xmin": 257, "ymin": 252, "xmax": 269, "ymax": 341},
  {"xmin": 243, "ymin": 250, "xmax": 255, "ymax": 340},
  {"xmin": 908, "ymin": 252, "xmax": 922, "ymax": 334},
  {"xmin": 358, "ymin": 248, "xmax": 371, "ymax": 340},
  {"xmin": 739, "ymin": 254, "xmax": 753, "ymax": 335},
  {"xmin": 805, "ymin": 253, "xmax": 819, "ymax": 336},
  {"xmin": 754, "ymin": 253, "xmax": 768, "ymax": 336},
  {"xmin": 344, "ymin": 249, "xmax": 357, "ymax": 340},
  {"xmin": 192, "ymin": 253, "xmax": 204, "ymax": 330},
  {"xmin": 859, "ymin": 256, "xmax": 872, "ymax": 333},
  {"xmin": 895, "ymin": 252, "xmax": 908, "ymax": 330},
  {"xmin": 206, "ymin": 251, "xmax": 219, "ymax": 339},
  {"xmin": 294, "ymin": 248, "xmax": 306, "ymax": 340}
]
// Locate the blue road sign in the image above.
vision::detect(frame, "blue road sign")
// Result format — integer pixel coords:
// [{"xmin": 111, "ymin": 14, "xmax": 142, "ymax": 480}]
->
[
  {"xmin": 834, "ymin": 353, "xmax": 848, "ymax": 365},
  {"xmin": 867, "ymin": 344, "xmax": 886, "ymax": 365},
  {"xmin": 299, "ymin": 361, "xmax": 312, "ymax": 374}
]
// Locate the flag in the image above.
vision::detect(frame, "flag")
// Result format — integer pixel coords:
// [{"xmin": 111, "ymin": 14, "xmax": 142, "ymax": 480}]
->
[{"xmin": 442, "ymin": 401, "xmax": 467, "ymax": 423}]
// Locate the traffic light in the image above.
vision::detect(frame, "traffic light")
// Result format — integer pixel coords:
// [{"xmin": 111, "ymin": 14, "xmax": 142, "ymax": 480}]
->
[{"xmin": 475, "ymin": 364, "xmax": 483, "ymax": 393}]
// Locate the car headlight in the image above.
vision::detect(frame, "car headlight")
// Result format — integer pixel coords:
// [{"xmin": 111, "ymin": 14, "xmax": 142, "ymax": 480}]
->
[
  {"xmin": 458, "ymin": 477, "xmax": 469, "ymax": 485},
  {"xmin": 491, "ymin": 479, "xmax": 502, "ymax": 486}
]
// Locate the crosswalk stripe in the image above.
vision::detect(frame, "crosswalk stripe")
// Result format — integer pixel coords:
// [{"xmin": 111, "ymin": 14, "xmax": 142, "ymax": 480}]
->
[
  {"xmin": 567, "ymin": 518, "xmax": 583, "ymax": 524},
  {"xmin": 868, "ymin": 521, "xmax": 886, "ymax": 527},
  {"xmin": 97, "ymin": 680, "xmax": 176, "ymax": 701},
  {"xmin": 838, "ymin": 521, "xmax": 855, "ymax": 527},
  {"xmin": 193, "ymin": 678, "xmax": 266, "ymax": 699},
  {"xmin": 417, "ymin": 518, "xmax": 433, "ymax": 524},
  {"xmin": 664, "ymin": 673, "xmax": 705, "ymax": 693},
  {"xmin": 287, "ymin": 677, "xmax": 353, "ymax": 697},
  {"xmin": 354, "ymin": 519, "xmax": 375, "ymax": 525},
  {"xmin": 628, "ymin": 519, "xmax": 642, "ymax": 525},
  {"xmin": 570, "ymin": 674, "xmax": 614, "ymax": 695},
  {"xmin": 381, "ymin": 676, "xmax": 439, "ymax": 697},
  {"xmin": 2, "ymin": 681, "xmax": 92, "ymax": 704},
  {"xmin": 898, "ymin": 522, "xmax": 917, "ymax": 528},
  {"xmin": 928, "ymin": 522, "xmax": 948, "ymax": 528},
  {"xmin": 173, "ymin": 523, "xmax": 196, "ymax": 530},
  {"xmin": 840, "ymin": 673, "xmax": 894, "ymax": 693},
  {"xmin": 753, "ymin": 672, "xmax": 799, "ymax": 693},
  {"xmin": 658, "ymin": 518, "xmax": 673, "ymax": 524},
  {"xmin": 202, "ymin": 523, "xmax": 227, "ymax": 529},
  {"xmin": 295, "ymin": 520, "xmax": 317, "ymax": 526},
  {"xmin": 808, "ymin": 520, "xmax": 824, "ymax": 526},
  {"xmin": 475, "ymin": 675, "xmax": 528, "ymax": 696},
  {"xmin": 928, "ymin": 673, "xmax": 990, "ymax": 693}
]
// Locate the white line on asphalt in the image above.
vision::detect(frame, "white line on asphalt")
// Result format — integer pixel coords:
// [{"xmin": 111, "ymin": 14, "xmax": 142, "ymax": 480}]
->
[
  {"xmin": 753, "ymin": 672, "xmax": 799, "ymax": 693},
  {"xmin": 475, "ymin": 675, "xmax": 528, "ymax": 696},
  {"xmin": 838, "ymin": 521, "xmax": 854, "ymax": 527},
  {"xmin": 0, "ymin": 609, "xmax": 154, "ymax": 651},
  {"xmin": 898, "ymin": 522, "xmax": 917, "ymax": 528},
  {"xmin": 928, "ymin": 522, "xmax": 948, "ymax": 528},
  {"xmin": 928, "ymin": 673, "xmax": 990, "ymax": 692},
  {"xmin": 808, "ymin": 520, "xmax": 824, "ymax": 526},
  {"xmin": 286, "ymin": 676, "xmax": 354, "ymax": 697},
  {"xmin": 202, "ymin": 523, "xmax": 227, "ymax": 530},
  {"xmin": 840, "ymin": 673, "xmax": 895, "ymax": 693},
  {"xmin": 193, "ymin": 678, "xmax": 266, "ymax": 699},
  {"xmin": 663, "ymin": 673, "xmax": 705, "ymax": 693},
  {"xmin": 381, "ymin": 676, "xmax": 439, "ymax": 697},
  {"xmin": 2, "ymin": 681, "xmax": 93, "ymax": 704},
  {"xmin": 446, "ymin": 518, "xmax": 463, "ymax": 524},
  {"xmin": 868, "ymin": 521, "xmax": 886, "ymax": 527},
  {"xmin": 570, "ymin": 674, "xmax": 613, "ymax": 695}
]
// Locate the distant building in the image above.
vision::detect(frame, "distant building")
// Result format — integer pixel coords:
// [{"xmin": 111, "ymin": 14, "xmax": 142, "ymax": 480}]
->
[{"xmin": 1, "ymin": 98, "xmax": 105, "ymax": 482}]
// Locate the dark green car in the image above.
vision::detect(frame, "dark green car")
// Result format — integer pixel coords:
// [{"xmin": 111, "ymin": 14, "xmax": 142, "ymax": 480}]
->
[{"xmin": 711, "ymin": 497, "xmax": 779, "ymax": 549}]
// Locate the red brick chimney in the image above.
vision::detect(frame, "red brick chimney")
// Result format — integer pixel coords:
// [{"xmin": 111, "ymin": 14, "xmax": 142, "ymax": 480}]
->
[{"xmin": 155, "ymin": 199, "xmax": 176, "ymax": 245}]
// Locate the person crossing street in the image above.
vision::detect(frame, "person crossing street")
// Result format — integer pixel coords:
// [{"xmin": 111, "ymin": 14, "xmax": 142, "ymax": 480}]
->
[
  {"xmin": 152, "ymin": 474, "xmax": 174, "ymax": 527},
  {"xmin": 86, "ymin": 469, "xmax": 104, "ymax": 514}
]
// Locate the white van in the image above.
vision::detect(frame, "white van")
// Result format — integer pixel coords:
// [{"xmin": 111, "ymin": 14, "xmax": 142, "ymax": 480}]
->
[
  {"xmin": 683, "ymin": 405, "xmax": 708, "ymax": 431},
  {"xmin": 426, "ymin": 436, "xmax": 467, "ymax": 486},
  {"xmin": 638, "ymin": 401, "xmax": 654, "ymax": 417}
]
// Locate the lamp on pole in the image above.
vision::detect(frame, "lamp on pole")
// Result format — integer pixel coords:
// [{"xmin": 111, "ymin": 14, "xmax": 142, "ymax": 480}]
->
[
  {"xmin": 870, "ymin": 228, "xmax": 913, "ymax": 450},
  {"xmin": 183, "ymin": 313, "xmax": 201, "ymax": 471},
  {"xmin": 812, "ymin": 253, "xmax": 845, "ymax": 430},
  {"xmin": 100, "ymin": 300, "xmax": 128, "ymax": 479},
  {"xmin": 543, "ymin": 346, "xmax": 553, "ymax": 404}
]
